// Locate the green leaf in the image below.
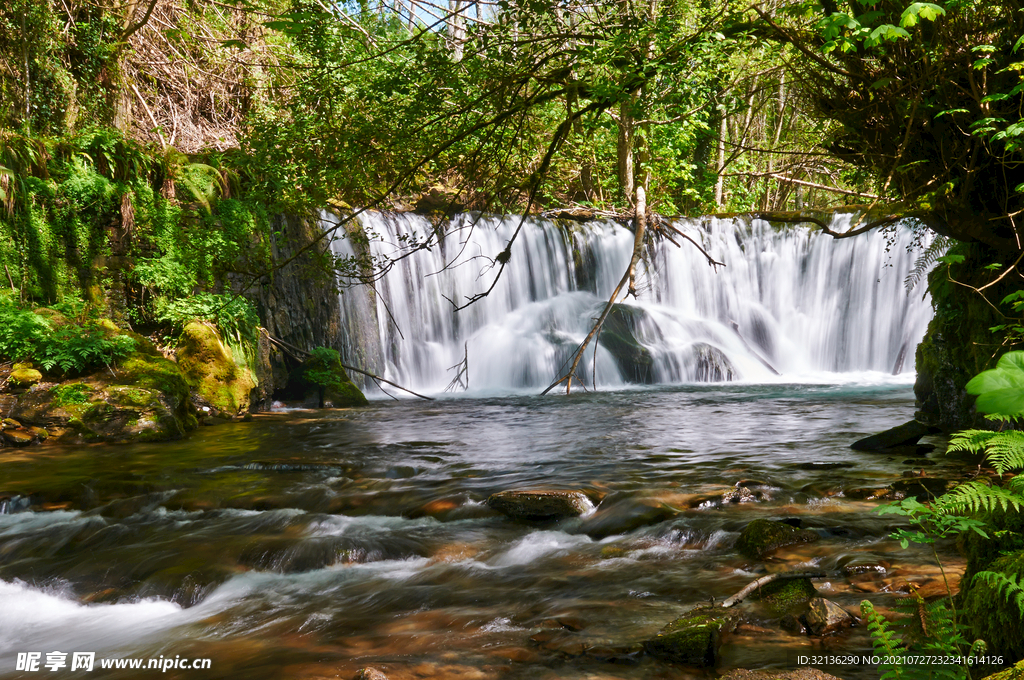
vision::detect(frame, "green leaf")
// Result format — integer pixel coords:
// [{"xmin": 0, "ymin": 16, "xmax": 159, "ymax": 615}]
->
[
  {"xmin": 936, "ymin": 253, "xmax": 965, "ymax": 265},
  {"xmin": 966, "ymin": 351, "xmax": 1024, "ymax": 417},
  {"xmin": 899, "ymin": 2, "xmax": 945, "ymax": 28}
]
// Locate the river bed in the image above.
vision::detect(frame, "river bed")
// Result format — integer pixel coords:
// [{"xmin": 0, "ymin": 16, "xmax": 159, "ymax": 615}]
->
[{"xmin": 0, "ymin": 380, "xmax": 966, "ymax": 679}]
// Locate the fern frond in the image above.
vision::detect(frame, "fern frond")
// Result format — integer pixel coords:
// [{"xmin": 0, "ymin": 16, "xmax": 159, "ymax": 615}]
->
[
  {"xmin": 862, "ymin": 600, "xmax": 905, "ymax": 679},
  {"xmin": 936, "ymin": 481, "xmax": 1022, "ymax": 514},
  {"xmin": 905, "ymin": 235, "xmax": 951, "ymax": 294},
  {"xmin": 973, "ymin": 571, "xmax": 1024, "ymax": 620},
  {"xmin": 947, "ymin": 429, "xmax": 999, "ymax": 455},
  {"xmin": 977, "ymin": 431, "xmax": 1024, "ymax": 475}
]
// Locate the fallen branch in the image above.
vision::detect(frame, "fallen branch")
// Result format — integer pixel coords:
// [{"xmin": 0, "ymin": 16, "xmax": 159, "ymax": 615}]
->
[
  {"xmin": 721, "ymin": 571, "xmax": 826, "ymax": 608},
  {"xmin": 265, "ymin": 334, "xmax": 435, "ymax": 401},
  {"xmin": 745, "ymin": 211, "xmax": 902, "ymax": 240}
]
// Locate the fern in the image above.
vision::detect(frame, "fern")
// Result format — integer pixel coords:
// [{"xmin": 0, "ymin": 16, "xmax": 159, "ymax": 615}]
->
[
  {"xmin": 862, "ymin": 600, "xmax": 905, "ymax": 680},
  {"xmin": 973, "ymin": 572, "xmax": 1024, "ymax": 620},
  {"xmin": 905, "ymin": 235, "xmax": 951, "ymax": 294},
  {"xmin": 936, "ymin": 480, "xmax": 1023, "ymax": 515}
]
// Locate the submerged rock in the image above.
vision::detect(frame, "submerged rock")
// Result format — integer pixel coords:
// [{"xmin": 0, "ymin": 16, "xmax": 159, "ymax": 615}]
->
[
  {"xmin": 643, "ymin": 605, "xmax": 737, "ymax": 666},
  {"xmin": 1, "ymin": 429, "xmax": 35, "ymax": 446},
  {"xmin": 735, "ymin": 519, "xmax": 818, "ymax": 560},
  {"xmin": 805, "ymin": 597, "xmax": 854, "ymax": 636},
  {"xmin": 851, "ymin": 420, "xmax": 939, "ymax": 451},
  {"xmin": 692, "ymin": 342, "xmax": 736, "ymax": 382},
  {"xmin": 486, "ymin": 489, "xmax": 594, "ymax": 521},
  {"xmin": 597, "ymin": 305, "xmax": 655, "ymax": 384},
  {"xmin": 578, "ymin": 494, "xmax": 677, "ymax": 538}
]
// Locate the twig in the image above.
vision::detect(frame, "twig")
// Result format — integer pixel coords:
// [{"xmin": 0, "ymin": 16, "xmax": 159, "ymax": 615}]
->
[{"xmin": 722, "ymin": 571, "xmax": 826, "ymax": 608}]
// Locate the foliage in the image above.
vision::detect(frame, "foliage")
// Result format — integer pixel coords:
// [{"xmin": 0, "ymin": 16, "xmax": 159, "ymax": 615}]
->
[
  {"xmin": 156, "ymin": 292, "xmax": 260, "ymax": 362},
  {"xmin": 0, "ymin": 299, "xmax": 136, "ymax": 373},
  {"xmin": 303, "ymin": 347, "xmax": 347, "ymax": 393},
  {"xmin": 964, "ymin": 352, "xmax": 1024, "ymax": 420}
]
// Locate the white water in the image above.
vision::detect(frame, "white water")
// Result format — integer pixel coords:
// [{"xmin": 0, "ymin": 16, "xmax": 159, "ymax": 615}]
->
[{"xmin": 330, "ymin": 212, "xmax": 933, "ymax": 394}]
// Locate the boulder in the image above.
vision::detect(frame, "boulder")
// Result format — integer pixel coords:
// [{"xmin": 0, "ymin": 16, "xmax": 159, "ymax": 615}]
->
[
  {"xmin": 805, "ymin": 598, "xmax": 854, "ymax": 636},
  {"xmin": 354, "ymin": 670, "xmax": 389, "ymax": 680},
  {"xmin": 755, "ymin": 577, "xmax": 818, "ymax": 617},
  {"xmin": 692, "ymin": 342, "xmax": 736, "ymax": 382},
  {"xmin": 1, "ymin": 429, "xmax": 35, "ymax": 446},
  {"xmin": 486, "ymin": 489, "xmax": 594, "ymax": 521},
  {"xmin": 12, "ymin": 353, "xmax": 195, "ymax": 443},
  {"xmin": 851, "ymin": 420, "xmax": 939, "ymax": 451},
  {"xmin": 597, "ymin": 305, "xmax": 656, "ymax": 384},
  {"xmin": 8, "ymin": 368, "xmax": 42, "ymax": 388},
  {"xmin": 1, "ymin": 418, "xmax": 22, "ymax": 430},
  {"xmin": 643, "ymin": 605, "xmax": 737, "ymax": 666},
  {"xmin": 735, "ymin": 519, "xmax": 819, "ymax": 560},
  {"xmin": 578, "ymin": 494, "xmax": 677, "ymax": 538},
  {"xmin": 177, "ymin": 322, "xmax": 257, "ymax": 415},
  {"xmin": 283, "ymin": 347, "xmax": 368, "ymax": 408}
]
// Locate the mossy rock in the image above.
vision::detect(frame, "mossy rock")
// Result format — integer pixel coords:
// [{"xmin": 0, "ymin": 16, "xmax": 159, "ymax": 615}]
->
[
  {"xmin": 643, "ymin": 605, "xmax": 737, "ymax": 666},
  {"xmin": 285, "ymin": 348, "xmax": 367, "ymax": 408},
  {"xmin": 755, "ymin": 578, "xmax": 818, "ymax": 617},
  {"xmin": 8, "ymin": 368, "xmax": 43, "ymax": 388},
  {"xmin": 176, "ymin": 322, "xmax": 257, "ymax": 415},
  {"xmin": 735, "ymin": 519, "xmax": 818, "ymax": 560},
  {"xmin": 12, "ymin": 352, "xmax": 195, "ymax": 443},
  {"xmin": 982, "ymin": 659, "xmax": 1024, "ymax": 680},
  {"xmin": 960, "ymin": 550, "xmax": 1024, "ymax": 660}
]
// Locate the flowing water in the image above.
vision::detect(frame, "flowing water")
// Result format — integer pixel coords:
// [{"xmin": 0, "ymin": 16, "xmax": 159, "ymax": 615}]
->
[{"xmin": 0, "ymin": 214, "xmax": 962, "ymax": 680}]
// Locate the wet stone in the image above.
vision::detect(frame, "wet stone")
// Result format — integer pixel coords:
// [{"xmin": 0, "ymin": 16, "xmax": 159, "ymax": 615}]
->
[
  {"xmin": 723, "ymin": 486, "xmax": 756, "ymax": 503},
  {"xmin": 780, "ymin": 614, "xmax": 808, "ymax": 635},
  {"xmin": 806, "ymin": 597, "xmax": 854, "ymax": 636},
  {"xmin": 642, "ymin": 605, "xmax": 737, "ymax": 667},
  {"xmin": 353, "ymin": 669, "xmax": 389, "ymax": 680},
  {"xmin": 486, "ymin": 489, "xmax": 594, "ymax": 521},
  {"xmin": 735, "ymin": 519, "xmax": 819, "ymax": 560},
  {"xmin": 851, "ymin": 419, "xmax": 938, "ymax": 451},
  {"xmin": 2, "ymin": 429, "xmax": 36, "ymax": 447}
]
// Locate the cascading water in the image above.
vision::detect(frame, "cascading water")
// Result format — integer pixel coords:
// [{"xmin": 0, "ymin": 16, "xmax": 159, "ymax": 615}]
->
[{"xmin": 330, "ymin": 211, "xmax": 933, "ymax": 394}]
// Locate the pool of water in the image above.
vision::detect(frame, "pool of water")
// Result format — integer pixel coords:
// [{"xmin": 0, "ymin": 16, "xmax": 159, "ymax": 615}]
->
[{"xmin": 0, "ymin": 382, "xmax": 967, "ymax": 679}]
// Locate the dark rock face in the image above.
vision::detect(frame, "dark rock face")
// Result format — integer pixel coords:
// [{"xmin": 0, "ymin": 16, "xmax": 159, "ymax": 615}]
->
[
  {"xmin": 598, "ymin": 304, "xmax": 656, "ymax": 384},
  {"xmin": 486, "ymin": 489, "xmax": 594, "ymax": 521},
  {"xmin": 805, "ymin": 598, "xmax": 854, "ymax": 636},
  {"xmin": 735, "ymin": 519, "xmax": 818, "ymax": 560},
  {"xmin": 643, "ymin": 606, "xmax": 737, "ymax": 666},
  {"xmin": 851, "ymin": 420, "xmax": 939, "ymax": 451},
  {"xmin": 238, "ymin": 213, "xmax": 351, "ymax": 407}
]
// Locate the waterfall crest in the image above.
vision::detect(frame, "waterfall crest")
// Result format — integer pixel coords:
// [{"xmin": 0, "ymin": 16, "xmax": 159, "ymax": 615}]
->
[{"xmin": 329, "ymin": 211, "xmax": 933, "ymax": 394}]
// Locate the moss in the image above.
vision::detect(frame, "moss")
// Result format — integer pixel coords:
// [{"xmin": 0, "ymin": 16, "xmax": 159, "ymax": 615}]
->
[
  {"xmin": 960, "ymin": 550, "xmax": 1024, "ymax": 660},
  {"xmin": 982, "ymin": 659, "xmax": 1024, "ymax": 680},
  {"xmin": 643, "ymin": 606, "xmax": 735, "ymax": 666},
  {"xmin": 118, "ymin": 354, "xmax": 190, "ymax": 406},
  {"xmin": 50, "ymin": 383, "xmax": 92, "ymax": 407},
  {"xmin": 755, "ymin": 577, "xmax": 818, "ymax": 617},
  {"xmin": 176, "ymin": 322, "xmax": 256, "ymax": 414},
  {"xmin": 8, "ymin": 368, "xmax": 43, "ymax": 387},
  {"xmin": 735, "ymin": 519, "xmax": 818, "ymax": 559},
  {"xmin": 326, "ymin": 379, "xmax": 368, "ymax": 408}
]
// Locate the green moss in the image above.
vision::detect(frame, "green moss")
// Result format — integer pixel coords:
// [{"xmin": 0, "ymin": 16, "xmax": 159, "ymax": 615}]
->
[
  {"xmin": 8, "ymin": 367, "xmax": 43, "ymax": 387},
  {"xmin": 176, "ymin": 322, "xmax": 256, "ymax": 414},
  {"xmin": 50, "ymin": 382, "xmax": 92, "ymax": 406},
  {"xmin": 981, "ymin": 659, "xmax": 1024, "ymax": 680},
  {"xmin": 960, "ymin": 551, "xmax": 1024, "ymax": 660},
  {"xmin": 735, "ymin": 519, "xmax": 818, "ymax": 559},
  {"xmin": 755, "ymin": 577, "xmax": 818, "ymax": 617},
  {"xmin": 643, "ymin": 606, "xmax": 735, "ymax": 666}
]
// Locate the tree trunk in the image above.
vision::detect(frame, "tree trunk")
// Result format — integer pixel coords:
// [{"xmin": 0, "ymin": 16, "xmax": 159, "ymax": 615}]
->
[{"xmin": 617, "ymin": 99, "xmax": 635, "ymax": 205}]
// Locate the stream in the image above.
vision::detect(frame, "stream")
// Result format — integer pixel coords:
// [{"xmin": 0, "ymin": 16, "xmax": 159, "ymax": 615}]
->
[{"xmin": 0, "ymin": 380, "xmax": 965, "ymax": 680}]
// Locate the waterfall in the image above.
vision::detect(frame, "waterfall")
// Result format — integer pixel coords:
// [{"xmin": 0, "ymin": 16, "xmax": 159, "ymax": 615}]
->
[{"xmin": 329, "ymin": 211, "xmax": 933, "ymax": 394}]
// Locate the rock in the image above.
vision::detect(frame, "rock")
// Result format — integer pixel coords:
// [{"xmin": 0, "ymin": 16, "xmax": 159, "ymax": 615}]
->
[
  {"xmin": 486, "ymin": 489, "xmax": 594, "ymax": 521},
  {"xmin": 780, "ymin": 614, "xmax": 808, "ymax": 635},
  {"xmin": 805, "ymin": 597, "xmax": 854, "ymax": 636},
  {"xmin": 177, "ymin": 322, "xmax": 258, "ymax": 415},
  {"xmin": 723, "ymin": 486, "xmax": 756, "ymax": 503},
  {"xmin": 720, "ymin": 668, "xmax": 844, "ymax": 680},
  {"xmin": 1, "ymin": 429, "xmax": 35, "ymax": 446},
  {"xmin": 851, "ymin": 420, "xmax": 939, "ymax": 451},
  {"xmin": 960, "ymin": 550, "xmax": 1024, "ymax": 659},
  {"xmin": 597, "ymin": 305, "xmax": 656, "ymax": 384},
  {"xmin": 353, "ymin": 668, "xmax": 389, "ymax": 680},
  {"xmin": 279, "ymin": 348, "xmax": 368, "ymax": 408},
  {"xmin": 980, "ymin": 659, "xmax": 1024, "ymax": 680},
  {"xmin": 1, "ymin": 418, "xmax": 22, "ymax": 430},
  {"xmin": 888, "ymin": 477, "xmax": 955, "ymax": 500},
  {"xmin": 7, "ymin": 368, "xmax": 42, "ymax": 388},
  {"xmin": 642, "ymin": 605, "xmax": 737, "ymax": 666},
  {"xmin": 578, "ymin": 494, "xmax": 677, "ymax": 538},
  {"xmin": 735, "ymin": 519, "xmax": 819, "ymax": 560},
  {"xmin": 12, "ymin": 353, "xmax": 195, "ymax": 443},
  {"xmin": 755, "ymin": 577, "xmax": 818, "ymax": 617},
  {"xmin": 692, "ymin": 342, "xmax": 736, "ymax": 382},
  {"xmin": 27, "ymin": 426, "xmax": 48, "ymax": 440}
]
